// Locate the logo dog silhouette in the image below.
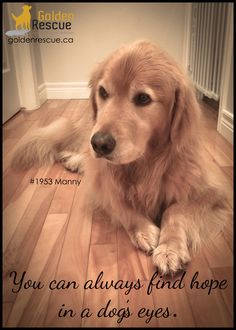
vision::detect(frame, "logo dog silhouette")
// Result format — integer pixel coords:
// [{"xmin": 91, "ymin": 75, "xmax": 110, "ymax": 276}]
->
[{"xmin": 11, "ymin": 5, "xmax": 32, "ymax": 30}]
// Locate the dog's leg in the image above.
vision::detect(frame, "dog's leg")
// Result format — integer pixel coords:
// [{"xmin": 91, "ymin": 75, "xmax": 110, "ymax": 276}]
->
[
  {"xmin": 57, "ymin": 151, "xmax": 84, "ymax": 174},
  {"xmin": 128, "ymin": 218, "xmax": 160, "ymax": 255},
  {"xmin": 11, "ymin": 118, "xmax": 79, "ymax": 170},
  {"xmin": 152, "ymin": 205, "xmax": 191, "ymax": 275},
  {"xmin": 152, "ymin": 189, "xmax": 229, "ymax": 274}
]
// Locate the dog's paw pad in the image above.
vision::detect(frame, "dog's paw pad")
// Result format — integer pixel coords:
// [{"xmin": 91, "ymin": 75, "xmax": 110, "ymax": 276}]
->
[
  {"xmin": 130, "ymin": 224, "xmax": 160, "ymax": 254},
  {"xmin": 152, "ymin": 243, "xmax": 190, "ymax": 275}
]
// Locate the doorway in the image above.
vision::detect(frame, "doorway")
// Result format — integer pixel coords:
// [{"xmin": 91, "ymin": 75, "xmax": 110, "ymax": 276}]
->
[{"xmin": 3, "ymin": 4, "xmax": 21, "ymax": 123}]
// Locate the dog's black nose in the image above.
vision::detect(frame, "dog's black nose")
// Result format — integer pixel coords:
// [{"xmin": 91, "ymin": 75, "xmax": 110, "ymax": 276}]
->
[{"xmin": 91, "ymin": 132, "xmax": 116, "ymax": 156}]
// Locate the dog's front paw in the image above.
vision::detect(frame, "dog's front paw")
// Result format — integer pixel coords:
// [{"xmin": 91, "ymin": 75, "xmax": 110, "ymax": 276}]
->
[
  {"xmin": 152, "ymin": 243, "xmax": 191, "ymax": 275},
  {"xmin": 58, "ymin": 151, "xmax": 84, "ymax": 174},
  {"xmin": 129, "ymin": 224, "xmax": 160, "ymax": 255}
]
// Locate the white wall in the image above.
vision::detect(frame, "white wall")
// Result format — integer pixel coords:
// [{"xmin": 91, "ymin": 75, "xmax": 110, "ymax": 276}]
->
[{"xmin": 35, "ymin": 3, "xmax": 187, "ymax": 84}]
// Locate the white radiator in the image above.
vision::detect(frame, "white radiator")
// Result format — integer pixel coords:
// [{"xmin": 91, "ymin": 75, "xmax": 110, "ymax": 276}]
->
[{"xmin": 188, "ymin": 3, "xmax": 228, "ymax": 101}]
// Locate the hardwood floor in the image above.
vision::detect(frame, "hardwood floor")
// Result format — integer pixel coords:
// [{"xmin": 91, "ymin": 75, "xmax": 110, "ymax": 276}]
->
[{"xmin": 3, "ymin": 99, "xmax": 233, "ymax": 327}]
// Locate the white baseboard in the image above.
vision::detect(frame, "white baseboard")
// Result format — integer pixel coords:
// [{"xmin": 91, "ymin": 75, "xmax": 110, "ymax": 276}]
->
[
  {"xmin": 218, "ymin": 109, "xmax": 233, "ymax": 144},
  {"xmin": 38, "ymin": 82, "xmax": 90, "ymax": 101}
]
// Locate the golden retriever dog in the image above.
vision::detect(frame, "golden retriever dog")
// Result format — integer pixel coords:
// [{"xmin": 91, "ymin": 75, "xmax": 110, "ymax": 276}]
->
[{"xmin": 11, "ymin": 41, "xmax": 229, "ymax": 275}]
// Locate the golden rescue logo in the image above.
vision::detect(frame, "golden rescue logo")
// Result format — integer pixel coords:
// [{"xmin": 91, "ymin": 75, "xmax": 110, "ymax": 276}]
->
[
  {"xmin": 6, "ymin": 5, "xmax": 74, "ymax": 37},
  {"xmin": 34, "ymin": 10, "xmax": 74, "ymax": 29},
  {"xmin": 11, "ymin": 5, "xmax": 32, "ymax": 30}
]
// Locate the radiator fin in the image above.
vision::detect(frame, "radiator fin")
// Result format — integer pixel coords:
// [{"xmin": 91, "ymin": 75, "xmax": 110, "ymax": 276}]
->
[{"xmin": 188, "ymin": 3, "xmax": 228, "ymax": 101}]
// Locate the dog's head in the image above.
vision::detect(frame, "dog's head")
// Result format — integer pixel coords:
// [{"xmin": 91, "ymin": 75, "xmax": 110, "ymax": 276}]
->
[
  {"xmin": 89, "ymin": 41, "xmax": 200, "ymax": 165},
  {"xmin": 23, "ymin": 5, "xmax": 32, "ymax": 12}
]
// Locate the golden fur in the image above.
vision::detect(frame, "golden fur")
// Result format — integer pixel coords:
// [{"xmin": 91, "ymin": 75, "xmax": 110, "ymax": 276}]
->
[{"xmin": 11, "ymin": 41, "xmax": 229, "ymax": 274}]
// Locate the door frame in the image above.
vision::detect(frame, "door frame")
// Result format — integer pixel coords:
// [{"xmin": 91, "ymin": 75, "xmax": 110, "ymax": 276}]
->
[
  {"xmin": 5, "ymin": 2, "xmax": 41, "ymax": 111},
  {"xmin": 217, "ymin": 3, "xmax": 233, "ymax": 144}
]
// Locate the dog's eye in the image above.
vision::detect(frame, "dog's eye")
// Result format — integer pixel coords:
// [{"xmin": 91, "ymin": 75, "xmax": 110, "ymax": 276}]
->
[
  {"xmin": 134, "ymin": 93, "xmax": 152, "ymax": 106},
  {"xmin": 99, "ymin": 86, "xmax": 109, "ymax": 100}
]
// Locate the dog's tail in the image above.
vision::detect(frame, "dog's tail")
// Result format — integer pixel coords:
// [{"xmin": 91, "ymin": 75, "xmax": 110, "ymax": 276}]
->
[
  {"xmin": 11, "ymin": 13, "xmax": 17, "ymax": 21},
  {"xmin": 11, "ymin": 118, "xmax": 77, "ymax": 170}
]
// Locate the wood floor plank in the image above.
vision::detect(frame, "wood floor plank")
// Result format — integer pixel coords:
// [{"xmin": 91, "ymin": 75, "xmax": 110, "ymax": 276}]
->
[
  {"xmin": 3, "ymin": 166, "xmax": 63, "ymax": 300},
  {"xmin": 2, "ymin": 302, "xmax": 13, "ymax": 327},
  {"xmin": 82, "ymin": 244, "xmax": 118, "ymax": 327},
  {"xmin": 203, "ymin": 146, "xmax": 233, "ymax": 208},
  {"xmin": 200, "ymin": 102, "xmax": 233, "ymax": 162},
  {"xmin": 44, "ymin": 184, "xmax": 93, "ymax": 327},
  {"xmin": 6, "ymin": 214, "xmax": 68, "ymax": 327},
  {"xmin": 3, "ymin": 168, "xmax": 29, "ymax": 209},
  {"xmin": 18, "ymin": 215, "xmax": 68, "ymax": 327},
  {"xmin": 3, "ymin": 119, "xmax": 45, "ymax": 172},
  {"xmin": 209, "ymin": 132, "xmax": 233, "ymax": 162},
  {"xmin": 211, "ymin": 267, "xmax": 233, "ymax": 318},
  {"xmin": 3, "ymin": 187, "xmax": 56, "ymax": 303},
  {"xmin": 117, "ymin": 227, "xmax": 159, "ymax": 327},
  {"xmin": 118, "ymin": 279, "xmax": 159, "ymax": 327},
  {"xmin": 61, "ymin": 100, "xmax": 86, "ymax": 122},
  {"xmin": 38, "ymin": 100, "xmax": 71, "ymax": 126},
  {"xmin": 151, "ymin": 277, "xmax": 196, "ymax": 327},
  {"xmin": 48, "ymin": 169, "xmax": 80, "ymax": 214},
  {"xmin": 221, "ymin": 166, "xmax": 233, "ymax": 181},
  {"xmin": 203, "ymin": 138, "xmax": 233, "ymax": 167},
  {"xmin": 203, "ymin": 232, "xmax": 233, "ymax": 268},
  {"xmin": 223, "ymin": 215, "xmax": 233, "ymax": 251},
  {"xmin": 3, "ymin": 111, "xmax": 36, "ymax": 139},
  {"xmin": 117, "ymin": 227, "xmax": 151, "ymax": 281},
  {"xmin": 3, "ymin": 138, "xmax": 18, "ymax": 157},
  {"xmin": 3, "ymin": 167, "xmax": 49, "ymax": 251},
  {"xmin": 184, "ymin": 252, "xmax": 233, "ymax": 327},
  {"xmin": 90, "ymin": 209, "xmax": 117, "ymax": 245}
]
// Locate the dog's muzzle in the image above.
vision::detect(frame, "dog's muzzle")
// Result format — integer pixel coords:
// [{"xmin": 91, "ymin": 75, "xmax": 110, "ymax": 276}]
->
[{"xmin": 91, "ymin": 132, "xmax": 116, "ymax": 157}]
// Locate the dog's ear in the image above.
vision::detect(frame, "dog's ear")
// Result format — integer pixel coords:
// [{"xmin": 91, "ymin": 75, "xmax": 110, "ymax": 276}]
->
[
  {"xmin": 89, "ymin": 61, "xmax": 106, "ymax": 120},
  {"xmin": 170, "ymin": 80, "xmax": 200, "ymax": 150}
]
